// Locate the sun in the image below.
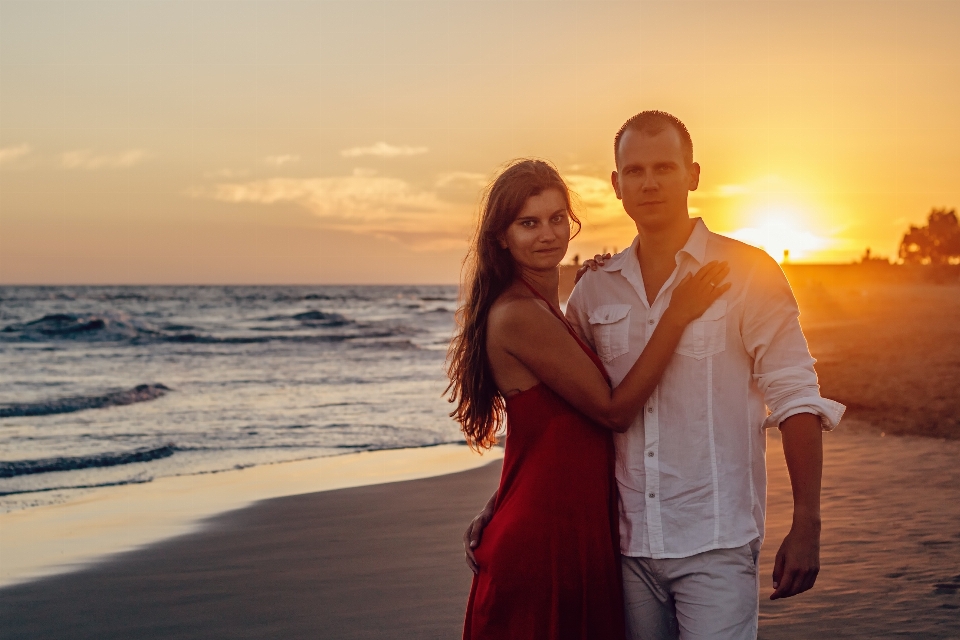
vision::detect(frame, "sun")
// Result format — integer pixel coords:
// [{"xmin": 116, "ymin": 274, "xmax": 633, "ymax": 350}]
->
[{"xmin": 727, "ymin": 213, "xmax": 830, "ymax": 263}]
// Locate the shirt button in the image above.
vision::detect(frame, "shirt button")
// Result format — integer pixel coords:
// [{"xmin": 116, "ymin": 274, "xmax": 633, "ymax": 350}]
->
[
  {"xmin": 647, "ymin": 407, "xmax": 653, "ymax": 413},
  {"xmin": 649, "ymin": 492, "xmax": 656, "ymax": 498},
  {"xmin": 648, "ymin": 319, "xmax": 654, "ymax": 325},
  {"xmin": 648, "ymin": 451, "xmax": 654, "ymax": 457}
]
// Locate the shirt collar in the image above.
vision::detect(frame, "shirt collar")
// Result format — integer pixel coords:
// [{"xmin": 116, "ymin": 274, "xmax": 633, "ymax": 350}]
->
[
  {"xmin": 601, "ymin": 217, "xmax": 711, "ymax": 273},
  {"xmin": 679, "ymin": 217, "xmax": 710, "ymax": 266}
]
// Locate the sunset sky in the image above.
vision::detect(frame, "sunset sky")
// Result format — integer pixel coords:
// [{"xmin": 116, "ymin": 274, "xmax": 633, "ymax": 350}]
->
[{"xmin": 1, "ymin": 0, "xmax": 958, "ymax": 284}]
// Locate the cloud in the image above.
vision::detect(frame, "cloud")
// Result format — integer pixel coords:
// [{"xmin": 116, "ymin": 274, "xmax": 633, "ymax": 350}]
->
[
  {"xmin": 565, "ymin": 174, "xmax": 616, "ymax": 208},
  {"xmin": 434, "ymin": 171, "xmax": 487, "ymax": 189},
  {"xmin": 0, "ymin": 144, "xmax": 31, "ymax": 164},
  {"xmin": 264, "ymin": 154, "xmax": 299, "ymax": 166},
  {"xmin": 340, "ymin": 142, "xmax": 428, "ymax": 158},
  {"xmin": 192, "ymin": 174, "xmax": 471, "ymax": 250},
  {"xmin": 554, "ymin": 174, "xmax": 638, "ymax": 253},
  {"xmin": 434, "ymin": 171, "xmax": 489, "ymax": 204},
  {"xmin": 565, "ymin": 174, "xmax": 631, "ymax": 229},
  {"xmin": 61, "ymin": 149, "xmax": 149, "ymax": 170},
  {"xmin": 204, "ymin": 168, "xmax": 250, "ymax": 179},
  {"xmin": 690, "ymin": 183, "xmax": 751, "ymax": 199},
  {"xmin": 716, "ymin": 184, "xmax": 749, "ymax": 197}
]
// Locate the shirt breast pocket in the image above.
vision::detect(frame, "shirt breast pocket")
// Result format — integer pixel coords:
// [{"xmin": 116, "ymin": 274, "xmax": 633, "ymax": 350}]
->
[
  {"xmin": 675, "ymin": 299, "xmax": 727, "ymax": 360},
  {"xmin": 589, "ymin": 304, "xmax": 632, "ymax": 364}
]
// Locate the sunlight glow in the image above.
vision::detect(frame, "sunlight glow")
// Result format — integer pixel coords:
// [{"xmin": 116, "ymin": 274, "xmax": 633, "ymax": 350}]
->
[{"xmin": 727, "ymin": 215, "xmax": 830, "ymax": 263}]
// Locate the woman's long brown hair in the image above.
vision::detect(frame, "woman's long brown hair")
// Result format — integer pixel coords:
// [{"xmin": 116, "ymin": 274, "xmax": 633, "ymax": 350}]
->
[{"xmin": 446, "ymin": 159, "xmax": 580, "ymax": 450}]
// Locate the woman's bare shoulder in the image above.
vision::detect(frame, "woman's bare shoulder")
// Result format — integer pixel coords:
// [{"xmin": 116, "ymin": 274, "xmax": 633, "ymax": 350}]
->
[{"xmin": 487, "ymin": 288, "xmax": 548, "ymax": 334}]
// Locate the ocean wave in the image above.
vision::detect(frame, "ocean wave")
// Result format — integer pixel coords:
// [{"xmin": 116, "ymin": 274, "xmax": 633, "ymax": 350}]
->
[
  {"xmin": 160, "ymin": 323, "xmax": 196, "ymax": 332},
  {"xmin": 0, "ymin": 444, "xmax": 176, "ymax": 478},
  {"xmin": 259, "ymin": 310, "xmax": 351, "ymax": 327},
  {"xmin": 0, "ymin": 440, "xmax": 466, "ymax": 497},
  {"xmin": 0, "ymin": 312, "xmax": 422, "ymax": 346},
  {"xmin": 292, "ymin": 310, "xmax": 350, "ymax": 326},
  {"xmin": 1, "ymin": 312, "xmax": 162, "ymax": 342},
  {"xmin": 0, "ymin": 384, "xmax": 171, "ymax": 418},
  {"xmin": 0, "ymin": 477, "xmax": 153, "ymax": 497},
  {"xmin": 349, "ymin": 339, "xmax": 420, "ymax": 350},
  {"xmin": 163, "ymin": 333, "xmax": 354, "ymax": 344},
  {"xmin": 163, "ymin": 327, "xmax": 412, "ymax": 345}
]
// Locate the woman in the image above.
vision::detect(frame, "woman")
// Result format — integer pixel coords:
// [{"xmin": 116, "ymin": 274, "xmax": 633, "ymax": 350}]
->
[{"xmin": 446, "ymin": 159, "xmax": 729, "ymax": 639}]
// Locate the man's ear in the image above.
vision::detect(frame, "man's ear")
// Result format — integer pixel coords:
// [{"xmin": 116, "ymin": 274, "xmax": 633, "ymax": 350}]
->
[
  {"xmin": 611, "ymin": 170, "xmax": 623, "ymax": 200},
  {"xmin": 688, "ymin": 162, "xmax": 701, "ymax": 191}
]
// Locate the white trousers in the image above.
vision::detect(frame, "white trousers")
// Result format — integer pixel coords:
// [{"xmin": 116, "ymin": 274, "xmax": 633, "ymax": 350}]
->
[{"xmin": 621, "ymin": 540, "xmax": 761, "ymax": 640}]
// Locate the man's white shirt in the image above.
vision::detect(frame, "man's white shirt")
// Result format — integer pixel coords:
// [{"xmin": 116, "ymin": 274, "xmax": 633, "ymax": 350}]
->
[{"xmin": 566, "ymin": 218, "xmax": 844, "ymax": 559}]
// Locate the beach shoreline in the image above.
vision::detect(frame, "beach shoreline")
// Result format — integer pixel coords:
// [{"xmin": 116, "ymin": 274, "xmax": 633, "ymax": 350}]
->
[
  {"xmin": 1, "ymin": 428, "xmax": 958, "ymax": 638},
  {"xmin": 0, "ymin": 443, "xmax": 502, "ymax": 589}
]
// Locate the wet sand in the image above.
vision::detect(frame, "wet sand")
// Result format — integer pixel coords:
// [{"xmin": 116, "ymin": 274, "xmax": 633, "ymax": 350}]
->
[
  {"xmin": 759, "ymin": 428, "xmax": 960, "ymax": 638},
  {"xmin": 0, "ymin": 443, "xmax": 502, "ymax": 588},
  {"xmin": 2, "ymin": 429, "xmax": 958, "ymax": 639},
  {"xmin": 0, "ymin": 461, "xmax": 502, "ymax": 640}
]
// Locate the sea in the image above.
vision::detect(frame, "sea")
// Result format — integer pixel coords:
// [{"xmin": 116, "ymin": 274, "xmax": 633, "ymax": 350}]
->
[{"xmin": 0, "ymin": 285, "xmax": 464, "ymax": 514}]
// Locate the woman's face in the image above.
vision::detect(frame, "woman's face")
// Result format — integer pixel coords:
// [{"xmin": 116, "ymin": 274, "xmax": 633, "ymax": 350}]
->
[{"xmin": 501, "ymin": 188, "xmax": 571, "ymax": 272}]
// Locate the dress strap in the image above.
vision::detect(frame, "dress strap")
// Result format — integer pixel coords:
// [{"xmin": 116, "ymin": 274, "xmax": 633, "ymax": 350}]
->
[
  {"xmin": 518, "ymin": 278, "xmax": 573, "ymax": 330},
  {"xmin": 518, "ymin": 278, "xmax": 610, "ymax": 384}
]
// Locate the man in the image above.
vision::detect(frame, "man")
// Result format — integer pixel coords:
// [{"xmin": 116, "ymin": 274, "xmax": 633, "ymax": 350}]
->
[{"xmin": 465, "ymin": 111, "xmax": 844, "ymax": 639}]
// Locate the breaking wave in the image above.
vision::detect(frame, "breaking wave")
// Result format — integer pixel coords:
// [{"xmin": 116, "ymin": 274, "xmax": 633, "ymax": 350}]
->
[
  {"xmin": 0, "ymin": 310, "xmax": 419, "ymax": 345},
  {"xmin": 291, "ymin": 310, "xmax": 350, "ymax": 326},
  {"xmin": 0, "ymin": 445, "xmax": 176, "ymax": 478},
  {"xmin": 0, "ymin": 384, "xmax": 172, "ymax": 418},
  {"xmin": 1, "ymin": 312, "xmax": 165, "ymax": 342}
]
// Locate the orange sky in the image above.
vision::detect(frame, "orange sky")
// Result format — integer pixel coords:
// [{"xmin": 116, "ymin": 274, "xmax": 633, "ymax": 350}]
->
[{"xmin": 1, "ymin": 0, "xmax": 958, "ymax": 284}]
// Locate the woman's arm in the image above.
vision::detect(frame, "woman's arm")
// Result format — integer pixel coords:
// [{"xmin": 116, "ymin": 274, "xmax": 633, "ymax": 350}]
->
[{"xmin": 493, "ymin": 262, "xmax": 730, "ymax": 432}]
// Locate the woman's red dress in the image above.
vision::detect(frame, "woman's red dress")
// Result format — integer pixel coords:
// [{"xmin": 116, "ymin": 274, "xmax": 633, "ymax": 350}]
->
[{"xmin": 463, "ymin": 284, "xmax": 625, "ymax": 640}]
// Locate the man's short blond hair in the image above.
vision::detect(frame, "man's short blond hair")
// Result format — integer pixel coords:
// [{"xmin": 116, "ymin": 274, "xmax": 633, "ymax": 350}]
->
[{"xmin": 614, "ymin": 111, "xmax": 693, "ymax": 167}]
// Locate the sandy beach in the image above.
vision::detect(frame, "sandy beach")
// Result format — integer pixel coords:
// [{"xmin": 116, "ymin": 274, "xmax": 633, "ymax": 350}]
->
[
  {"xmin": 758, "ymin": 428, "xmax": 960, "ymax": 638},
  {"xmin": 0, "ymin": 454, "xmax": 505, "ymax": 640},
  {"xmin": 2, "ymin": 276, "xmax": 958, "ymax": 637},
  {"xmin": 1, "ymin": 428, "xmax": 958, "ymax": 639},
  {"xmin": 0, "ymin": 443, "xmax": 502, "ymax": 588},
  {"xmin": 785, "ymin": 273, "xmax": 960, "ymax": 440}
]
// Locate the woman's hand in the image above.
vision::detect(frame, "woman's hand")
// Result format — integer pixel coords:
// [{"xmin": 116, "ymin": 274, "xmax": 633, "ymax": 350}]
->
[
  {"xmin": 664, "ymin": 261, "xmax": 731, "ymax": 326},
  {"xmin": 574, "ymin": 253, "xmax": 612, "ymax": 284},
  {"xmin": 464, "ymin": 491, "xmax": 498, "ymax": 574}
]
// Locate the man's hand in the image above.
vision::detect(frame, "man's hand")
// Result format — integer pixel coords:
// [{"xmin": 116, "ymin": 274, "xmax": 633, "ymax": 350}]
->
[
  {"xmin": 464, "ymin": 490, "xmax": 498, "ymax": 574},
  {"xmin": 574, "ymin": 253, "xmax": 612, "ymax": 284},
  {"xmin": 770, "ymin": 518, "xmax": 821, "ymax": 599}
]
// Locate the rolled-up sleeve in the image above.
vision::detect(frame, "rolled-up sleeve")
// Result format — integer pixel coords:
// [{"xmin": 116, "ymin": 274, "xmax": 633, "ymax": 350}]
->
[{"xmin": 741, "ymin": 254, "xmax": 845, "ymax": 431}]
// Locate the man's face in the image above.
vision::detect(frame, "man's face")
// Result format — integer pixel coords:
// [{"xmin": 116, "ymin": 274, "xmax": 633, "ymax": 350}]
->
[{"xmin": 611, "ymin": 127, "xmax": 700, "ymax": 233}]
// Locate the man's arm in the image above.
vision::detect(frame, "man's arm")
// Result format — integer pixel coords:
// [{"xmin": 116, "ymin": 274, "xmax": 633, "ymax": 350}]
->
[
  {"xmin": 771, "ymin": 412, "xmax": 823, "ymax": 600},
  {"xmin": 739, "ymin": 252, "xmax": 842, "ymax": 600}
]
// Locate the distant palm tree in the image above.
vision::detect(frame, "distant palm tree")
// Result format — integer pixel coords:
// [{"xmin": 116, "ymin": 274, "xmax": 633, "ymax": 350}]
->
[{"xmin": 899, "ymin": 208, "xmax": 960, "ymax": 265}]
